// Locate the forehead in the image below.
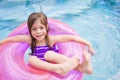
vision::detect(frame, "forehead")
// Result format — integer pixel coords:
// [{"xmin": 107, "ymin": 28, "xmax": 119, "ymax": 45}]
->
[{"xmin": 32, "ymin": 19, "xmax": 45, "ymax": 28}]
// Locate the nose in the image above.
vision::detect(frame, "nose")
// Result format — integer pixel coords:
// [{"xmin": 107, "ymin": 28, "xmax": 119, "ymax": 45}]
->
[{"xmin": 36, "ymin": 29, "xmax": 42, "ymax": 34}]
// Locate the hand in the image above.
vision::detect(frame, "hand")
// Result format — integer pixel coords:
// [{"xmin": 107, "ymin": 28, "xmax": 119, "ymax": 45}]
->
[{"xmin": 88, "ymin": 46, "xmax": 95, "ymax": 55}]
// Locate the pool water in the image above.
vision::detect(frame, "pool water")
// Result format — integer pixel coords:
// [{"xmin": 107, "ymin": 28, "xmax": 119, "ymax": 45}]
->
[{"xmin": 0, "ymin": 0, "xmax": 120, "ymax": 80}]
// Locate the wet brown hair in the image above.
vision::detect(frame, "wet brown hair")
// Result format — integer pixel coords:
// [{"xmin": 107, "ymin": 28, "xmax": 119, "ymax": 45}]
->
[{"xmin": 27, "ymin": 12, "xmax": 49, "ymax": 55}]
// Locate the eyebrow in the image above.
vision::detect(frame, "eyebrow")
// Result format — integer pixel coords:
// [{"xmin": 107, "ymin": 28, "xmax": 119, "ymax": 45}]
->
[{"xmin": 32, "ymin": 25, "xmax": 45, "ymax": 28}]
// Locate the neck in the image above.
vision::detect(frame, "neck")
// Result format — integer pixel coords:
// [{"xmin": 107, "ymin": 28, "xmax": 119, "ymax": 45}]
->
[{"xmin": 36, "ymin": 39, "xmax": 46, "ymax": 46}]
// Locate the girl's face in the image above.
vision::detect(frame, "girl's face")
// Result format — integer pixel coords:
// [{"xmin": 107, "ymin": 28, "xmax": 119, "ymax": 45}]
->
[{"xmin": 31, "ymin": 19, "xmax": 47, "ymax": 41}]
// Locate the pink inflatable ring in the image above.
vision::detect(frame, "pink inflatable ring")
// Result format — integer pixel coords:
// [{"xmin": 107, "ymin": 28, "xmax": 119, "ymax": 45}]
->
[{"xmin": 0, "ymin": 18, "xmax": 84, "ymax": 80}]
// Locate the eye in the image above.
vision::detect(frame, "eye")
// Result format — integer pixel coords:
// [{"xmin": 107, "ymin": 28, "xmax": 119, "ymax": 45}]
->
[
  {"xmin": 31, "ymin": 28, "xmax": 36, "ymax": 30},
  {"xmin": 40, "ymin": 27, "xmax": 45, "ymax": 29}
]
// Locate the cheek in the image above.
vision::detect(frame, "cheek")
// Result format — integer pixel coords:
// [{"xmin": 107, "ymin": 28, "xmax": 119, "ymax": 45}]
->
[
  {"xmin": 41, "ymin": 30, "xmax": 46, "ymax": 34},
  {"xmin": 44, "ymin": 31, "xmax": 48, "ymax": 35},
  {"xmin": 44, "ymin": 29, "xmax": 48, "ymax": 33},
  {"xmin": 31, "ymin": 31, "xmax": 35, "ymax": 36},
  {"xmin": 44, "ymin": 30, "xmax": 47, "ymax": 33}
]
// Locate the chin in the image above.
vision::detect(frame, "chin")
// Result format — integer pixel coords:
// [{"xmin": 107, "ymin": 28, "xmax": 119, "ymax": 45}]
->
[
  {"xmin": 36, "ymin": 37, "xmax": 45, "ymax": 41},
  {"xmin": 37, "ymin": 39, "xmax": 44, "ymax": 41}
]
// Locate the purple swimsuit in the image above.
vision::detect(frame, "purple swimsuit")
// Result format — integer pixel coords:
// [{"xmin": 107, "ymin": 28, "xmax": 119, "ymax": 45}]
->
[{"xmin": 32, "ymin": 45, "xmax": 59, "ymax": 61}]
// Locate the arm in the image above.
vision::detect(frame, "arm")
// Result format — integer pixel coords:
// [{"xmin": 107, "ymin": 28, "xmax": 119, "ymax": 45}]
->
[
  {"xmin": 52, "ymin": 35, "xmax": 95, "ymax": 54},
  {"xmin": 0, "ymin": 35, "xmax": 31, "ymax": 45}
]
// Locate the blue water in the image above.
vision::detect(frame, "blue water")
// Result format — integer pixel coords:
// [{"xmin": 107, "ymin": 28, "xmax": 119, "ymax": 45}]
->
[{"xmin": 0, "ymin": 0, "xmax": 120, "ymax": 80}]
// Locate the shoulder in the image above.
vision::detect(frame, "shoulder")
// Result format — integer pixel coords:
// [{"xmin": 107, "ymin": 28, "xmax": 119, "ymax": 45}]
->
[
  {"xmin": 48, "ymin": 35, "xmax": 62, "ymax": 46},
  {"xmin": 48, "ymin": 35, "xmax": 55, "ymax": 46},
  {"xmin": 49, "ymin": 34, "xmax": 77, "ymax": 44}
]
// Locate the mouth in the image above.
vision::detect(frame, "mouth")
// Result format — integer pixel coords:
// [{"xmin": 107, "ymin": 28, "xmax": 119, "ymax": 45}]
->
[
  {"xmin": 36, "ymin": 35, "xmax": 41, "ymax": 37},
  {"xmin": 35, "ymin": 33, "xmax": 43, "ymax": 37},
  {"xmin": 35, "ymin": 35, "xmax": 45, "ymax": 40},
  {"xmin": 35, "ymin": 35, "xmax": 43, "ymax": 38}
]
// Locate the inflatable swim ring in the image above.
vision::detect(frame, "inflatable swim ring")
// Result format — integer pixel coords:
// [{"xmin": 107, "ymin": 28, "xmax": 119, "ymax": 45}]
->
[{"xmin": 0, "ymin": 18, "xmax": 84, "ymax": 80}]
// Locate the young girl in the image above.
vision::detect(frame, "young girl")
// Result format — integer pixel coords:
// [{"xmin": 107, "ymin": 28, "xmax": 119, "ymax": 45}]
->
[{"xmin": 0, "ymin": 12, "xmax": 95, "ymax": 76}]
